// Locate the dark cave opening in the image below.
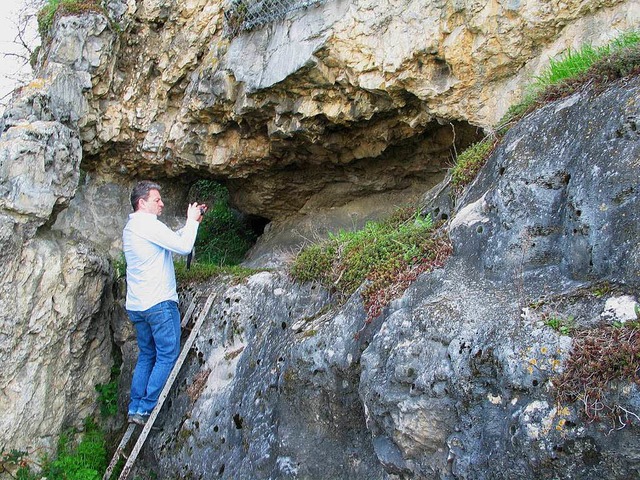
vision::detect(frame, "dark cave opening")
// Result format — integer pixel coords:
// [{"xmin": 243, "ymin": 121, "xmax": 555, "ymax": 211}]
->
[{"xmin": 186, "ymin": 178, "xmax": 270, "ymax": 265}]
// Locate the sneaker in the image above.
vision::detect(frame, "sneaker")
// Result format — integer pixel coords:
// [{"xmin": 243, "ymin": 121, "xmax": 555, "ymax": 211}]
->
[{"xmin": 129, "ymin": 413, "xmax": 150, "ymax": 426}]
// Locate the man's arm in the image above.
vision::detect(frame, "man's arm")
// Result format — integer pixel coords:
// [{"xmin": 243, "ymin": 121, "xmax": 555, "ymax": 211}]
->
[
  {"xmin": 142, "ymin": 219, "xmax": 200, "ymax": 255},
  {"xmin": 142, "ymin": 203, "xmax": 205, "ymax": 254}
]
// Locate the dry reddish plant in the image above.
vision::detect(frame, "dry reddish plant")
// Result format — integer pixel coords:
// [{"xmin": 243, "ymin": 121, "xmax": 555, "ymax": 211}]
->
[
  {"xmin": 362, "ymin": 235, "xmax": 453, "ymax": 323},
  {"xmin": 187, "ymin": 368, "xmax": 212, "ymax": 403},
  {"xmin": 553, "ymin": 324, "xmax": 640, "ymax": 428}
]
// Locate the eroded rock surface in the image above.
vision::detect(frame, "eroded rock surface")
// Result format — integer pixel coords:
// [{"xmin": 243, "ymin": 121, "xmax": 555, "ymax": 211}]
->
[
  {"xmin": 72, "ymin": 0, "xmax": 640, "ymax": 222},
  {"xmin": 2, "ymin": 0, "xmax": 640, "ymax": 477},
  {"xmin": 117, "ymin": 78, "xmax": 640, "ymax": 479},
  {"xmin": 0, "ymin": 12, "xmax": 117, "ymax": 460}
]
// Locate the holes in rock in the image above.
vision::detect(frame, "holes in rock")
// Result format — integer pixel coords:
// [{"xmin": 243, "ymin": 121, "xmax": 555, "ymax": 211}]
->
[
  {"xmin": 499, "ymin": 167, "xmax": 506, "ymax": 175},
  {"xmin": 576, "ymin": 209, "xmax": 582, "ymax": 217},
  {"xmin": 218, "ymin": 465, "xmax": 225, "ymax": 476},
  {"xmin": 233, "ymin": 413, "xmax": 243, "ymax": 429},
  {"xmin": 532, "ymin": 379, "xmax": 539, "ymax": 387},
  {"xmin": 281, "ymin": 321, "xmax": 287, "ymax": 330},
  {"xmin": 213, "ymin": 425, "xmax": 219, "ymax": 432},
  {"xmin": 476, "ymin": 226, "xmax": 484, "ymax": 234}
]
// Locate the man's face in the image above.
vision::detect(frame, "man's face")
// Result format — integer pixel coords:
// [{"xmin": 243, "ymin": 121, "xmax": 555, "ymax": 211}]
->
[{"xmin": 140, "ymin": 189, "xmax": 164, "ymax": 216}]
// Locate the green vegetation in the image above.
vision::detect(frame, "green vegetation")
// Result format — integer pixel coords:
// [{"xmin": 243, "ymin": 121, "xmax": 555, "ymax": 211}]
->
[
  {"xmin": 5, "ymin": 418, "xmax": 107, "ymax": 480},
  {"xmin": 290, "ymin": 207, "xmax": 452, "ymax": 323},
  {"xmin": 38, "ymin": 0, "xmax": 104, "ymax": 38},
  {"xmin": 112, "ymin": 253, "xmax": 126, "ymax": 280},
  {"xmin": 553, "ymin": 324, "xmax": 640, "ymax": 426},
  {"xmin": 450, "ymin": 136, "xmax": 497, "ymax": 192},
  {"xmin": 188, "ymin": 180, "xmax": 256, "ymax": 267},
  {"xmin": 95, "ymin": 366, "xmax": 120, "ymax": 418},
  {"xmin": 500, "ymin": 31, "xmax": 640, "ymax": 127},
  {"xmin": 543, "ymin": 314, "xmax": 575, "ymax": 336},
  {"xmin": 449, "ymin": 31, "xmax": 640, "ymax": 195},
  {"xmin": 174, "ymin": 262, "xmax": 260, "ymax": 284}
]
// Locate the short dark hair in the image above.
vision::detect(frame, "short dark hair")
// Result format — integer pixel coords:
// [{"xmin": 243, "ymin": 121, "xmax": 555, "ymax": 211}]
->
[{"xmin": 130, "ymin": 180, "xmax": 162, "ymax": 211}]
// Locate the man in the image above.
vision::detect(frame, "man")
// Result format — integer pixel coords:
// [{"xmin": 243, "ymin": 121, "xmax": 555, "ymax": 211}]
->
[{"xmin": 123, "ymin": 180, "xmax": 206, "ymax": 425}]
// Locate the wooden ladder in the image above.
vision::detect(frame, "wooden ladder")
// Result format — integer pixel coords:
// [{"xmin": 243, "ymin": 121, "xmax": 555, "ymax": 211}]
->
[{"xmin": 103, "ymin": 292, "xmax": 216, "ymax": 480}]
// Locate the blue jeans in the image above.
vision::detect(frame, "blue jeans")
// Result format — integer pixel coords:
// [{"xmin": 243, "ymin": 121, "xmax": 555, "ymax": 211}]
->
[{"xmin": 127, "ymin": 300, "xmax": 181, "ymax": 415}]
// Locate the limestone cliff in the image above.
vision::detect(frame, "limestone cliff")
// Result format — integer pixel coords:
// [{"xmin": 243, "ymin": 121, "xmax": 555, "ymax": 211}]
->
[
  {"xmin": 131, "ymin": 76, "xmax": 640, "ymax": 480},
  {"xmin": 0, "ymin": 0, "xmax": 639, "ymax": 478}
]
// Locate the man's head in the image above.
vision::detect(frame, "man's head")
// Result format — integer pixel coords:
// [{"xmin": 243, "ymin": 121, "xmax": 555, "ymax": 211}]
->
[{"xmin": 131, "ymin": 180, "xmax": 164, "ymax": 216}]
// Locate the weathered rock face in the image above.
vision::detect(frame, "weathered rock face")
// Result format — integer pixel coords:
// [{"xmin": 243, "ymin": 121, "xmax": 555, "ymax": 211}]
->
[
  {"xmin": 357, "ymin": 79, "xmax": 640, "ymax": 479},
  {"xmin": 119, "ymin": 78, "xmax": 640, "ymax": 479},
  {"xmin": 77, "ymin": 0, "xmax": 638, "ymax": 222},
  {"xmin": 1, "ymin": 0, "xmax": 640, "ymax": 477},
  {"xmin": 0, "ymin": 13, "xmax": 117, "ymax": 460}
]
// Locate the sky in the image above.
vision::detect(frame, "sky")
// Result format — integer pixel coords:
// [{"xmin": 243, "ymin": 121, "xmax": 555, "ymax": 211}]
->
[{"xmin": 0, "ymin": 0, "xmax": 39, "ymax": 113}]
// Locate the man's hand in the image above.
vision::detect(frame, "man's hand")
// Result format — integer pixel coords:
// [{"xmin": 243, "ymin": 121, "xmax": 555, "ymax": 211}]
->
[{"xmin": 187, "ymin": 203, "xmax": 207, "ymax": 222}]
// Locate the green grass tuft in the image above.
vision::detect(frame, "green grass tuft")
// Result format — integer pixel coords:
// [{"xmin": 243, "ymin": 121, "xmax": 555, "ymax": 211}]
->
[
  {"xmin": 450, "ymin": 137, "xmax": 497, "ymax": 192},
  {"xmin": 290, "ymin": 207, "xmax": 452, "ymax": 323},
  {"xmin": 499, "ymin": 31, "xmax": 640, "ymax": 127}
]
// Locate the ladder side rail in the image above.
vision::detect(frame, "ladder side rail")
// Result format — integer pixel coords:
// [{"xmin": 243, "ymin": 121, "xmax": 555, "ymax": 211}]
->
[
  {"xmin": 103, "ymin": 423, "xmax": 137, "ymax": 480},
  {"xmin": 118, "ymin": 292, "xmax": 216, "ymax": 480}
]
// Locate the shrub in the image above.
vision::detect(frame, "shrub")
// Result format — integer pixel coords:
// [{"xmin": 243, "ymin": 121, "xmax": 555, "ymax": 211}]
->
[{"xmin": 188, "ymin": 180, "xmax": 256, "ymax": 267}]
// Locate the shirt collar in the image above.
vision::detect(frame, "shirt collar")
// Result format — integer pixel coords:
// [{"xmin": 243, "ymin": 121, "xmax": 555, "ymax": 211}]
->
[{"xmin": 130, "ymin": 211, "xmax": 157, "ymax": 220}]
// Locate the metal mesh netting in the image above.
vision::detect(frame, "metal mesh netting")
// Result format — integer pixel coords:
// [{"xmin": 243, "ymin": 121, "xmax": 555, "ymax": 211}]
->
[{"xmin": 223, "ymin": 0, "xmax": 326, "ymax": 37}]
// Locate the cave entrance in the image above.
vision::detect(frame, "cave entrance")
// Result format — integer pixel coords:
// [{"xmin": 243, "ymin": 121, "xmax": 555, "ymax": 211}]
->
[{"xmin": 187, "ymin": 179, "xmax": 269, "ymax": 266}]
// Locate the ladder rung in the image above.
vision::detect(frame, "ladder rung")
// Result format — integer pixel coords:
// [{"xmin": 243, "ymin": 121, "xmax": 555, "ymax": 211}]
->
[{"xmin": 180, "ymin": 292, "xmax": 200, "ymax": 328}]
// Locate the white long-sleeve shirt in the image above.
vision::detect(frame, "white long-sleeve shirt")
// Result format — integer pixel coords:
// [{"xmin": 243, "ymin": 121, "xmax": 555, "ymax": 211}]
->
[{"xmin": 123, "ymin": 211, "xmax": 199, "ymax": 311}]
